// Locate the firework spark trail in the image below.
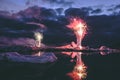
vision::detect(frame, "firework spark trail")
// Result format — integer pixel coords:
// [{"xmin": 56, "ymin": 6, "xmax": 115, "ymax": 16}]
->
[{"xmin": 67, "ymin": 18, "xmax": 87, "ymax": 49}]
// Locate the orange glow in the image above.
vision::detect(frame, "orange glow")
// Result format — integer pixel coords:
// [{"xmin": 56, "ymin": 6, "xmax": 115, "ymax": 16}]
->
[
  {"xmin": 67, "ymin": 18, "xmax": 87, "ymax": 49},
  {"xmin": 68, "ymin": 58, "xmax": 87, "ymax": 80},
  {"xmin": 67, "ymin": 52, "xmax": 87, "ymax": 80},
  {"xmin": 75, "ymin": 52, "xmax": 87, "ymax": 80},
  {"xmin": 75, "ymin": 63, "xmax": 87, "ymax": 79}
]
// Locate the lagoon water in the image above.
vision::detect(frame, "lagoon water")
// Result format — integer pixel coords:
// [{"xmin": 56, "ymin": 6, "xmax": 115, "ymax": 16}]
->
[{"xmin": 0, "ymin": 51, "xmax": 120, "ymax": 80}]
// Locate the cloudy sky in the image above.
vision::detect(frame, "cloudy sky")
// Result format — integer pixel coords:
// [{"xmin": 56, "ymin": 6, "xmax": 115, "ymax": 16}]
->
[{"xmin": 0, "ymin": 0, "xmax": 120, "ymax": 12}]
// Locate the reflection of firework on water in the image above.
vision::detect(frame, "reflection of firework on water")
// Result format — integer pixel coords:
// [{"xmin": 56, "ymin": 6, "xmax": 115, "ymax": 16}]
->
[
  {"xmin": 67, "ymin": 53, "xmax": 87, "ymax": 80},
  {"xmin": 73, "ymin": 64, "xmax": 87, "ymax": 80},
  {"xmin": 74, "ymin": 52, "xmax": 87, "ymax": 80}
]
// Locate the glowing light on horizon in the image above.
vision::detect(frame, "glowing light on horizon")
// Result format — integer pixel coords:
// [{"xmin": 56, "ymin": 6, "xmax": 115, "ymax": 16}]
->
[
  {"xmin": 34, "ymin": 32, "xmax": 43, "ymax": 56},
  {"xmin": 34, "ymin": 32, "xmax": 43, "ymax": 47}
]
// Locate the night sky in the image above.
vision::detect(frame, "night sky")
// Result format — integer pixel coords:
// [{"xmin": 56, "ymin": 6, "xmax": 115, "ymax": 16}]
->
[
  {"xmin": 0, "ymin": 0, "xmax": 120, "ymax": 48},
  {"xmin": 0, "ymin": 0, "xmax": 120, "ymax": 12}
]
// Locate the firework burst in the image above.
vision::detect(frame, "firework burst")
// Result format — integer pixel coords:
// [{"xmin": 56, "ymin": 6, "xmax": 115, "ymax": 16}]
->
[{"xmin": 67, "ymin": 18, "xmax": 87, "ymax": 49}]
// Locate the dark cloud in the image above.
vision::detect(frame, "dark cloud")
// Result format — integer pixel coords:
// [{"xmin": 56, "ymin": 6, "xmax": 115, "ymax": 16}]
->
[
  {"xmin": 65, "ymin": 8, "xmax": 89, "ymax": 18},
  {"xmin": 91, "ymin": 8, "xmax": 103, "ymax": 14},
  {"xmin": 12, "ymin": 6, "xmax": 41, "ymax": 21},
  {"xmin": 0, "ymin": 10, "xmax": 11, "ymax": 16},
  {"xmin": 55, "ymin": 8, "xmax": 64, "ymax": 15},
  {"xmin": 107, "ymin": 4, "xmax": 120, "ymax": 11},
  {"xmin": 107, "ymin": 4, "xmax": 120, "ymax": 15},
  {"xmin": 12, "ymin": 6, "xmax": 57, "ymax": 22},
  {"xmin": 0, "ymin": 15, "xmax": 45, "ymax": 39},
  {"xmin": 112, "ymin": 11, "xmax": 120, "ymax": 16},
  {"xmin": 43, "ymin": 0, "xmax": 73, "ymax": 7},
  {"xmin": 107, "ymin": 8, "xmax": 114, "ymax": 11},
  {"xmin": 0, "ymin": 16, "xmax": 41, "ymax": 31},
  {"xmin": 114, "ymin": 4, "xmax": 120, "ymax": 10}
]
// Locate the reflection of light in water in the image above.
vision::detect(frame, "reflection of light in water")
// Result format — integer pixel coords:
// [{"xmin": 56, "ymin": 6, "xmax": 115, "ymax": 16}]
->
[
  {"xmin": 67, "ymin": 52, "xmax": 87, "ymax": 80},
  {"xmin": 74, "ymin": 52, "xmax": 87, "ymax": 79},
  {"xmin": 34, "ymin": 32, "xmax": 43, "ymax": 56},
  {"xmin": 99, "ymin": 46, "xmax": 110, "ymax": 55}
]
